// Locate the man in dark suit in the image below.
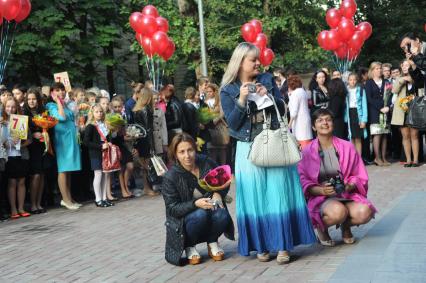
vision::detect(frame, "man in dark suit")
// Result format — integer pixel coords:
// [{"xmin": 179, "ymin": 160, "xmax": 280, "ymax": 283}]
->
[{"xmin": 273, "ymin": 67, "xmax": 289, "ymax": 104}]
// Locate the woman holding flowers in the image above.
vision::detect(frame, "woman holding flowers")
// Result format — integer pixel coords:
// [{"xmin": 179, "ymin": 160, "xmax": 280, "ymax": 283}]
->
[
  {"xmin": 45, "ymin": 82, "xmax": 82, "ymax": 210},
  {"xmin": 161, "ymin": 133, "xmax": 234, "ymax": 266},
  {"xmin": 23, "ymin": 87, "xmax": 54, "ymax": 214},
  {"xmin": 391, "ymin": 59, "xmax": 423, "ymax": 167},
  {"xmin": 133, "ymin": 87, "xmax": 159, "ymax": 196},
  {"xmin": 220, "ymin": 42, "xmax": 316, "ymax": 264}
]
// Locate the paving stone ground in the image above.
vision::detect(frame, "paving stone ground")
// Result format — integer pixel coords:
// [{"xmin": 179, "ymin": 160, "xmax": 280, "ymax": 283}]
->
[{"xmin": 0, "ymin": 163, "xmax": 425, "ymax": 283}]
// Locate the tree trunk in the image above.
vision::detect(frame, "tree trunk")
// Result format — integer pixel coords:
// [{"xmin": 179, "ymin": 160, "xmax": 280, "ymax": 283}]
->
[{"xmin": 104, "ymin": 43, "xmax": 115, "ymax": 96}]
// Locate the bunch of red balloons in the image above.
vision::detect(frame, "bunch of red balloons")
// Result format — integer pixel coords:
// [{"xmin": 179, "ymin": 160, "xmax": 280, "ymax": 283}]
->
[
  {"xmin": 241, "ymin": 19, "xmax": 275, "ymax": 66},
  {"xmin": 0, "ymin": 0, "xmax": 31, "ymax": 23},
  {"xmin": 129, "ymin": 5, "xmax": 175, "ymax": 61},
  {"xmin": 317, "ymin": 0, "xmax": 372, "ymax": 60}
]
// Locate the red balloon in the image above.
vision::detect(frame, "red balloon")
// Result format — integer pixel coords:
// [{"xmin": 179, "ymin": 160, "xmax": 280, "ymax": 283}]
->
[
  {"xmin": 260, "ymin": 48, "xmax": 274, "ymax": 66},
  {"xmin": 140, "ymin": 36, "xmax": 155, "ymax": 57},
  {"xmin": 241, "ymin": 23, "xmax": 257, "ymax": 42},
  {"xmin": 356, "ymin": 22, "xmax": 373, "ymax": 40},
  {"xmin": 326, "ymin": 8, "xmax": 342, "ymax": 29},
  {"xmin": 254, "ymin": 33, "xmax": 267, "ymax": 51},
  {"xmin": 317, "ymin": 30, "xmax": 329, "ymax": 50},
  {"xmin": 152, "ymin": 31, "xmax": 169, "ymax": 54},
  {"xmin": 0, "ymin": 0, "xmax": 22, "ymax": 21},
  {"xmin": 348, "ymin": 47, "xmax": 359, "ymax": 60},
  {"xmin": 347, "ymin": 31, "xmax": 364, "ymax": 51},
  {"xmin": 327, "ymin": 29, "xmax": 342, "ymax": 51},
  {"xmin": 140, "ymin": 15, "xmax": 158, "ymax": 37},
  {"xmin": 142, "ymin": 5, "xmax": 159, "ymax": 18},
  {"xmin": 249, "ymin": 19, "xmax": 262, "ymax": 35},
  {"xmin": 337, "ymin": 17, "xmax": 355, "ymax": 41},
  {"xmin": 155, "ymin": 16, "xmax": 169, "ymax": 33},
  {"xmin": 14, "ymin": 0, "xmax": 30, "ymax": 23},
  {"xmin": 161, "ymin": 40, "xmax": 175, "ymax": 61},
  {"xmin": 129, "ymin": 12, "xmax": 144, "ymax": 33},
  {"xmin": 135, "ymin": 33, "xmax": 143, "ymax": 46},
  {"xmin": 340, "ymin": 0, "xmax": 357, "ymax": 19},
  {"xmin": 334, "ymin": 44, "xmax": 348, "ymax": 59}
]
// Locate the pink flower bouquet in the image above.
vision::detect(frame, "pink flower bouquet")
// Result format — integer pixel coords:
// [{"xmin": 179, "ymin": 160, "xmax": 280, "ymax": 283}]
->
[{"xmin": 198, "ymin": 165, "xmax": 232, "ymax": 192}]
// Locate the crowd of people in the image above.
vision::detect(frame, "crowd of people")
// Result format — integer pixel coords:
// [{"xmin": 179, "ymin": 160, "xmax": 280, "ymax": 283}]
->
[{"xmin": 0, "ymin": 31, "xmax": 425, "ymax": 266}]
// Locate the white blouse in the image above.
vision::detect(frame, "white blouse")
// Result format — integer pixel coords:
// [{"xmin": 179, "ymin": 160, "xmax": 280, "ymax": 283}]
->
[{"xmin": 288, "ymin": 88, "xmax": 313, "ymax": 141}]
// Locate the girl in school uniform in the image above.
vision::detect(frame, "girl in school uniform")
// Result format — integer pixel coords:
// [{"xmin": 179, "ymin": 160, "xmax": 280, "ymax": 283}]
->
[{"xmin": 83, "ymin": 104, "xmax": 115, "ymax": 207}]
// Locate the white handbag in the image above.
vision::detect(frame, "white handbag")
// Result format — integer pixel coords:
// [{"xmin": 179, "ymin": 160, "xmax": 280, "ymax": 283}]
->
[{"xmin": 248, "ymin": 95, "xmax": 301, "ymax": 167}]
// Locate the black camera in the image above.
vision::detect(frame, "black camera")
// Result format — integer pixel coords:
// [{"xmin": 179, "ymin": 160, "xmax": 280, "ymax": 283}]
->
[
  {"xmin": 329, "ymin": 175, "xmax": 345, "ymax": 194},
  {"xmin": 406, "ymin": 43, "xmax": 411, "ymax": 54},
  {"xmin": 247, "ymin": 83, "xmax": 257, "ymax": 93}
]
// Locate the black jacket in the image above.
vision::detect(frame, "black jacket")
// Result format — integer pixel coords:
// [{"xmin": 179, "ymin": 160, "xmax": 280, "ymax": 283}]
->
[
  {"xmin": 83, "ymin": 124, "xmax": 111, "ymax": 161},
  {"xmin": 312, "ymin": 87, "xmax": 329, "ymax": 109},
  {"xmin": 161, "ymin": 155, "xmax": 235, "ymax": 266},
  {"xmin": 365, "ymin": 79, "xmax": 391, "ymax": 124},
  {"xmin": 165, "ymin": 96, "xmax": 187, "ymax": 132},
  {"xmin": 327, "ymin": 94, "xmax": 347, "ymax": 139},
  {"xmin": 133, "ymin": 107, "xmax": 154, "ymax": 158},
  {"xmin": 181, "ymin": 102, "xmax": 199, "ymax": 139}
]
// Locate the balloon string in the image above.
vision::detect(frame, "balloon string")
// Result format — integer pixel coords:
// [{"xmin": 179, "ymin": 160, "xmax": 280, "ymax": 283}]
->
[
  {"xmin": 0, "ymin": 20, "xmax": 10, "ymax": 83},
  {"xmin": 2, "ymin": 22, "xmax": 17, "ymax": 83}
]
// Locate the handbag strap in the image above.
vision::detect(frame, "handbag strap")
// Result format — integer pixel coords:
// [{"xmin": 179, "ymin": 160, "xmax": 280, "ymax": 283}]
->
[
  {"xmin": 260, "ymin": 94, "xmax": 288, "ymax": 129},
  {"xmin": 95, "ymin": 125, "xmax": 107, "ymax": 143}
]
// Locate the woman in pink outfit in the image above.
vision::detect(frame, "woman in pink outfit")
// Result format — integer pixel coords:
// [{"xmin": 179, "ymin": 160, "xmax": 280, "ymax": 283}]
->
[{"xmin": 298, "ymin": 108, "xmax": 376, "ymax": 246}]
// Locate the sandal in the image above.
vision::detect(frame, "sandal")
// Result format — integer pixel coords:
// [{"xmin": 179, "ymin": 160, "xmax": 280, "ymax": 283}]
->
[
  {"xmin": 276, "ymin": 251, "xmax": 290, "ymax": 265},
  {"xmin": 185, "ymin": 246, "xmax": 201, "ymax": 265},
  {"xmin": 19, "ymin": 211, "xmax": 31, "ymax": 217},
  {"xmin": 257, "ymin": 252, "xmax": 270, "ymax": 262},
  {"xmin": 207, "ymin": 242, "xmax": 224, "ymax": 261},
  {"xmin": 10, "ymin": 213, "xmax": 20, "ymax": 220},
  {"xmin": 341, "ymin": 226, "xmax": 356, "ymax": 245},
  {"xmin": 315, "ymin": 229, "xmax": 335, "ymax": 247}
]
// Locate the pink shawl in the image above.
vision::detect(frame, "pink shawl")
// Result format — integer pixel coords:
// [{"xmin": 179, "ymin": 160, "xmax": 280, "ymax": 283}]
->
[{"xmin": 297, "ymin": 137, "xmax": 377, "ymax": 231}]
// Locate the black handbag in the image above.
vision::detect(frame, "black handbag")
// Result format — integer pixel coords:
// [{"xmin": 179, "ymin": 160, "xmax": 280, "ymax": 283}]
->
[{"xmin": 406, "ymin": 96, "xmax": 426, "ymax": 130}]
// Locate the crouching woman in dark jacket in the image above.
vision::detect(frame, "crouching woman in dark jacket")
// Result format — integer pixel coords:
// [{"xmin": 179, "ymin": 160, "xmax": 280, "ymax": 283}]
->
[{"xmin": 161, "ymin": 133, "xmax": 234, "ymax": 266}]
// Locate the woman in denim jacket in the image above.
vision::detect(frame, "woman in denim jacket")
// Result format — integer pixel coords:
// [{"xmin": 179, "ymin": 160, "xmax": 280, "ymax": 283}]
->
[
  {"xmin": 220, "ymin": 42, "xmax": 316, "ymax": 264},
  {"xmin": 344, "ymin": 73, "xmax": 368, "ymax": 155}
]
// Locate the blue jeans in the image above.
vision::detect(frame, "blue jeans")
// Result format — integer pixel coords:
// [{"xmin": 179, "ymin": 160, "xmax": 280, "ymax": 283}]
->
[{"xmin": 184, "ymin": 208, "xmax": 231, "ymax": 247}]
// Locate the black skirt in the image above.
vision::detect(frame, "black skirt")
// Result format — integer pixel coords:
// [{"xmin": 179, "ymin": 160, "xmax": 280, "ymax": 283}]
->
[
  {"xmin": 6, "ymin": 156, "xmax": 30, "ymax": 179},
  {"xmin": 349, "ymin": 108, "xmax": 363, "ymax": 139}
]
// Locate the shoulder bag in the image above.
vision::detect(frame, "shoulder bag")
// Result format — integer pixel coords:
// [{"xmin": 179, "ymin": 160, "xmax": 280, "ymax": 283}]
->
[
  {"xmin": 95, "ymin": 125, "xmax": 122, "ymax": 173},
  {"xmin": 248, "ymin": 95, "xmax": 301, "ymax": 167}
]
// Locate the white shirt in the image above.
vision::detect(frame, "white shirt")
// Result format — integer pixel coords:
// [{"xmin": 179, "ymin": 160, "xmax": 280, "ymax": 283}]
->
[
  {"xmin": 288, "ymin": 88, "xmax": 313, "ymax": 141},
  {"xmin": 348, "ymin": 87, "xmax": 357, "ymax": 108}
]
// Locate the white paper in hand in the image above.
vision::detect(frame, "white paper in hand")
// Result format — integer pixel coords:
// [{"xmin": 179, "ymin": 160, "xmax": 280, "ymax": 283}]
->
[{"xmin": 247, "ymin": 93, "xmax": 274, "ymax": 110}]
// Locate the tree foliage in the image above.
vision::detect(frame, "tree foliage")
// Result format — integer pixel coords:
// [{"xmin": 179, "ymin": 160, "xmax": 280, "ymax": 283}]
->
[{"xmin": 6, "ymin": 0, "xmax": 426, "ymax": 90}]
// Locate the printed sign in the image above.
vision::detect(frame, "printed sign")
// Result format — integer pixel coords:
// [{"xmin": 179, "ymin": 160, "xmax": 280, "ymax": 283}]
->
[
  {"xmin": 9, "ymin": 114, "xmax": 28, "ymax": 140},
  {"xmin": 54, "ymin": 71, "xmax": 72, "ymax": 92}
]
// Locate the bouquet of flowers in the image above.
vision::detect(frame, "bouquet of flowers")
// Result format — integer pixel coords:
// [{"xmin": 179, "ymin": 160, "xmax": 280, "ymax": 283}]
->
[
  {"xmin": 32, "ymin": 111, "xmax": 58, "ymax": 155},
  {"xmin": 198, "ymin": 165, "xmax": 232, "ymax": 192},
  {"xmin": 399, "ymin": 95, "xmax": 415, "ymax": 113},
  {"xmin": 124, "ymin": 124, "xmax": 147, "ymax": 152},
  {"xmin": 77, "ymin": 102, "xmax": 91, "ymax": 126},
  {"xmin": 106, "ymin": 113, "xmax": 126, "ymax": 131},
  {"xmin": 197, "ymin": 107, "xmax": 219, "ymax": 125}
]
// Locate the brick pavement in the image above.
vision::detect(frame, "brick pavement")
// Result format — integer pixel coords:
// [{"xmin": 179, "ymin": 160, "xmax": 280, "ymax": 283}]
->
[{"xmin": 0, "ymin": 164, "xmax": 425, "ymax": 283}]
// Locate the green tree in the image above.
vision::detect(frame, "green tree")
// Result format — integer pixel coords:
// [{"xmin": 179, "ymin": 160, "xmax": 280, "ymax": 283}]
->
[{"xmin": 9, "ymin": 0, "xmax": 125, "ymax": 92}]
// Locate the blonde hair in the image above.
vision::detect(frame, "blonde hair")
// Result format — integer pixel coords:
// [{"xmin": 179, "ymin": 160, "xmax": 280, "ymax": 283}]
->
[
  {"xmin": 86, "ymin": 104, "xmax": 105, "ymax": 126},
  {"xmin": 221, "ymin": 42, "xmax": 260, "ymax": 87},
  {"xmin": 184, "ymin": 87, "xmax": 197, "ymax": 100},
  {"xmin": 368, "ymin": 61, "xmax": 382, "ymax": 79},
  {"xmin": 133, "ymin": 87, "xmax": 153, "ymax": 112},
  {"xmin": 206, "ymin": 83, "xmax": 220, "ymax": 109}
]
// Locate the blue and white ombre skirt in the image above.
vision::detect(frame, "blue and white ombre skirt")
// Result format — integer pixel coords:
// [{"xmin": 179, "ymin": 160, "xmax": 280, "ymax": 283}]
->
[{"xmin": 235, "ymin": 141, "xmax": 316, "ymax": 255}]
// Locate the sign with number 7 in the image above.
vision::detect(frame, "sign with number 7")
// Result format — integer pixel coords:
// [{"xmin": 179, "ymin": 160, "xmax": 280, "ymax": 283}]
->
[{"xmin": 8, "ymin": 114, "xmax": 28, "ymax": 140}]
